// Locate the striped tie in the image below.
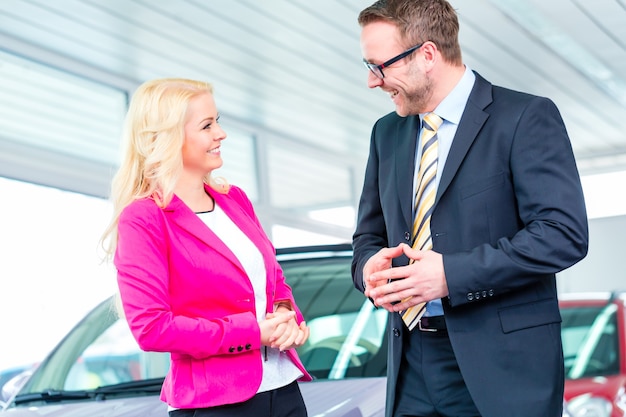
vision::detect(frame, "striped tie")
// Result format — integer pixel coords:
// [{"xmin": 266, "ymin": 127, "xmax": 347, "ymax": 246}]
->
[{"xmin": 401, "ymin": 112, "xmax": 443, "ymax": 330}]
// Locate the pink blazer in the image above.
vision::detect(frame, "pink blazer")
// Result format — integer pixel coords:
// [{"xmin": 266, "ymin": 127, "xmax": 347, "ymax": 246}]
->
[{"xmin": 115, "ymin": 184, "xmax": 312, "ymax": 409}]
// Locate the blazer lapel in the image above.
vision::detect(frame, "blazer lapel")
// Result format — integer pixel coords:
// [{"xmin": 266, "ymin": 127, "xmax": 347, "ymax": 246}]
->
[
  {"xmin": 436, "ymin": 73, "xmax": 492, "ymax": 203},
  {"xmin": 210, "ymin": 186, "xmax": 277, "ymax": 284},
  {"xmin": 165, "ymin": 194, "xmax": 246, "ymax": 275}
]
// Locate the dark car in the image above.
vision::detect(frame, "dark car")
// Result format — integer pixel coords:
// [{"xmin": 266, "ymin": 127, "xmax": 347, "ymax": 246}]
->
[
  {"xmin": 561, "ymin": 292, "xmax": 626, "ymax": 417},
  {"xmin": 0, "ymin": 244, "xmax": 388, "ymax": 416}
]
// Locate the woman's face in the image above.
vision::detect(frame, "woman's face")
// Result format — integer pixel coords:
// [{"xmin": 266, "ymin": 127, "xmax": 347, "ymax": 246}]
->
[{"xmin": 182, "ymin": 92, "xmax": 227, "ymax": 177}]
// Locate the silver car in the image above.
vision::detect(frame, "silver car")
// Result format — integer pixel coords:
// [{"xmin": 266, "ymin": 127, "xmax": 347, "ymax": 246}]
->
[{"xmin": 1, "ymin": 244, "xmax": 387, "ymax": 416}]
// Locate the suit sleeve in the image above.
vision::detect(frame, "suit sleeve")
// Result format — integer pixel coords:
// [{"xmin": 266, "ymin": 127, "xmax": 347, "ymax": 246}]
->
[
  {"xmin": 443, "ymin": 96, "xmax": 589, "ymax": 306},
  {"xmin": 352, "ymin": 120, "xmax": 392, "ymax": 294}
]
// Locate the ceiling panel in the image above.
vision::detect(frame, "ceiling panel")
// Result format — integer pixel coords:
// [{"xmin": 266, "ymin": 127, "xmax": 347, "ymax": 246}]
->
[
  {"xmin": 461, "ymin": 0, "xmax": 626, "ymax": 163},
  {"xmin": 0, "ymin": 0, "xmax": 625, "ymax": 240}
]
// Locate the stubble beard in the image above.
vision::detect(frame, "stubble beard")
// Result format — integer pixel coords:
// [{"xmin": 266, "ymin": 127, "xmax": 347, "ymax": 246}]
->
[{"xmin": 396, "ymin": 68, "xmax": 433, "ymax": 117}]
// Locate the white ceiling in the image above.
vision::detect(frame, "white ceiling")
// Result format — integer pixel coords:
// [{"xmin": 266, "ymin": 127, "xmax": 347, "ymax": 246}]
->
[{"xmin": 1, "ymin": 0, "xmax": 625, "ymax": 240}]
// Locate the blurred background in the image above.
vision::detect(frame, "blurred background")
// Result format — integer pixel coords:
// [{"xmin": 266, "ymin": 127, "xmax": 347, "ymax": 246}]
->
[{"xmin": 1, "ymin": 0, "xmax": 626, "ymax": 374}]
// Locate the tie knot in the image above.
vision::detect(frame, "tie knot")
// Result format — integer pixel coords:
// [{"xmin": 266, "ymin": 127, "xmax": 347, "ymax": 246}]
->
[{"xmin": 423, "ymin": 113, "xmax": 443, "ymax": 132}]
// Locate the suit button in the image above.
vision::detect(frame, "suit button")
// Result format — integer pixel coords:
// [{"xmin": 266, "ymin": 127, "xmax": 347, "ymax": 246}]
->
[
  {"xmin": 482, "ymin": 290, "xmax": 487, "ymax": 298},
  {"xmin": 228, "ymin": 346, "xmax": 235, "ymax": 353},
  {"xmin": 489, "ymin": 289, "xmax": 494, "ymax": 296},
  {"xmin": 404, "ymin": 232, "xmax": 411, "ymax": 241},
  {"xmin": 245, "ymin": 344, "xmax": 252, "ymax": 350},
  {"xmin": 467, "ymin": 293, "xmax": 474, "ymax": 301},
  {"xmin": 393, "ymin": 328, "xmax": 401, "ymax": 337},
  {"xmin": 475, "ymin": 292, "xmax": 481, "ymax": 300}
]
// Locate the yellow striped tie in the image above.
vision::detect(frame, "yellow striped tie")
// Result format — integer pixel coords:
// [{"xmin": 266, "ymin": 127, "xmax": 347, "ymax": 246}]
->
[{"xmin": 401, "ymin": 112, "xmax": 443, "ymax": 330}]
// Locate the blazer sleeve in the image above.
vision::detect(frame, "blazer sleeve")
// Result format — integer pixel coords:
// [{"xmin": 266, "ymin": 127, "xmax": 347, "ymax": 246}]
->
[{"xmin": 115, "ymin": 199, "xmax": 261, "ymax": 359}]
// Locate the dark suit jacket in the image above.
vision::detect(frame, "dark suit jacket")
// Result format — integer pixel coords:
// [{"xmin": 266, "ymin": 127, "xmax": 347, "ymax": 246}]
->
[{"xmin": 352, "ymin": 72, "xmax": 588, "ymax": 417}]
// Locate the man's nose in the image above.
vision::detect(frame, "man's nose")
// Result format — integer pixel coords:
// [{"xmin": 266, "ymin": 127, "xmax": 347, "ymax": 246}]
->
[{"xmin": 367, "ymin": 71, "xmax": 384, "ymax": 89}]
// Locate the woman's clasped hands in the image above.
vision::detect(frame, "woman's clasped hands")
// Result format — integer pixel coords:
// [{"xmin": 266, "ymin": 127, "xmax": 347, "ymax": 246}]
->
[{"xmin": 260, "ymin": 306, "xmax": 310, "ymax": 351}]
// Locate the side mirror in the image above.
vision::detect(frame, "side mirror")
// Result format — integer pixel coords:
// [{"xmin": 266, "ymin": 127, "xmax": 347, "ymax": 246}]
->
[{"xmin": 0, "ymin": 370, "xmax": 33, "ymax": 405}]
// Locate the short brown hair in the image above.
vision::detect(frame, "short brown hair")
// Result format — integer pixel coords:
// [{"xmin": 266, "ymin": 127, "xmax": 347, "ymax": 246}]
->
[{"xmin": 358, "ymin": 0, "xmax": 462, "ymax": 65}]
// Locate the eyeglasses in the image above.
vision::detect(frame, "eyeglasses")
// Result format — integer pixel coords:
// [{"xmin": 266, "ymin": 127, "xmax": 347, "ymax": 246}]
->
[{"xmin": 363, "ymin": 42, "xmax": 425, "ymax": 79}]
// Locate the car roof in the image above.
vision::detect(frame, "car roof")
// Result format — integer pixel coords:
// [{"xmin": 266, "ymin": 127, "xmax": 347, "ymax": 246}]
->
[
  {"xmin": 559, "ymin": 291, "xmax": 626, "ymax": 304},
  {"xmin": 276, "ymin": 243, "xmax": 352, "ymax": 261}
]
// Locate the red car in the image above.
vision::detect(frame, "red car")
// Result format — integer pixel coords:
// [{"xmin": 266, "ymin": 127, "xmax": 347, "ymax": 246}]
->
[{"xmin": 562, "ymin": 292, "xmax": 626, "ymax": 417}]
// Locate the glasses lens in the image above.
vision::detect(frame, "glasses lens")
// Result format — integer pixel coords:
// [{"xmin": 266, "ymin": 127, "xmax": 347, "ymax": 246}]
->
[{"xmin": 363, "ymin": 61, "xmax": 383, "ymax": 79}]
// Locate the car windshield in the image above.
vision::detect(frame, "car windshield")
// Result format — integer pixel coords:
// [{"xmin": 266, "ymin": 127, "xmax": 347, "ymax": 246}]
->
[
  {"xmin": 561, "ymin": 302, "xmax": 620, "ymax": 379},
  {"xmin": 12, "ymin": 250, "xmax": 388, "ymax": 404}
]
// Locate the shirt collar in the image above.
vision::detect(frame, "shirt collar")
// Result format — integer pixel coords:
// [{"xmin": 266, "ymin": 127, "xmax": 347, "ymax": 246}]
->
[{"xmin": 428, "ymin": 65, "xmax": 475, "ymax": 126}]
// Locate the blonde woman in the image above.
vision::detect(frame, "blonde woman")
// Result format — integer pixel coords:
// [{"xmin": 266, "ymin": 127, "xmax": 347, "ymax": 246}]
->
[{"xmin": 101, "ymin": 78, "xmax": 311, "ymax": 417}]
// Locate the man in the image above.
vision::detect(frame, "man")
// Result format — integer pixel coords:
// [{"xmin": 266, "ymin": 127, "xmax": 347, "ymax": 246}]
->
[{"xmin": 351, "ymin": 1, "xmax": 589, "ymax": 416}]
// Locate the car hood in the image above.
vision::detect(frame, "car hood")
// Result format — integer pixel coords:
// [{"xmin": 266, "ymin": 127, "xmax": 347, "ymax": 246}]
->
[
  {"xmin": 564, "ymin": 375, "xmax": 626, "ymax": 401},
  {"xmin": 299, "ymin": 377, "xmax": 386, "ymax": 417},
  {"xmin": 1, "ymin": 396, "xmax": 167, "ymax": 416},
  {"xmin": 3, "ymin": 378, "xmax": 386, "ymax": 417}
]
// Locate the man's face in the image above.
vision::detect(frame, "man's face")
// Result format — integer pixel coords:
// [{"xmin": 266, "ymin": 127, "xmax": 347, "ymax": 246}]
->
[{"xmin": 360, "ymin": 21, "xmax": 432, "ymax": 116}]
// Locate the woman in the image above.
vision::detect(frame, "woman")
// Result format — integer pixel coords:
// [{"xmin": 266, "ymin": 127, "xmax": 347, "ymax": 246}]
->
[{"xmin": 101, "ymin": 78, "xmax": 312, "ymax": 416}]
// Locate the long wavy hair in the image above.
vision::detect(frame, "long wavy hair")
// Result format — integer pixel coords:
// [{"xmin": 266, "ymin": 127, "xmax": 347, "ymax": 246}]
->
[{"xmin": 100, "ymin": 78, "xmax": 229, "ymax": 259}]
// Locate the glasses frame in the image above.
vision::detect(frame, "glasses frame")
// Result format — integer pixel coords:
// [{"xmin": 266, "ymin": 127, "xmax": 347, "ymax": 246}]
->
[{"xmin": 363, "ymin": 42, "xmax": 426, "ymax": 79}]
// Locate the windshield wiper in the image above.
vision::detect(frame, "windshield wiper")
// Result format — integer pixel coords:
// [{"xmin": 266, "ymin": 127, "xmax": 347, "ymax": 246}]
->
[
  {"xmin": 14, "ymin": 390, "xmax": 92, "ymax": 404},
  {"xmin": 13, "ymin": 377, "xmax": 164, "ymax": 405},
  {"xmin": 91, "ymin": 377, "xmax": 164, "ymax": 395}
]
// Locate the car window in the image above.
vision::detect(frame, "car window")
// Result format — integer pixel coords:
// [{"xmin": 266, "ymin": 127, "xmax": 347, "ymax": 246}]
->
[
  {"xmin": 16, "ymin": 252, "xmax": 387, "ymax": 397},
  {"xmin": 561, "ymin": 303, "xmax": 620, "ymax": 379},
  {"xmin": 280, "ymin": 255, "xmax": 388, "ymax": 380},
  {"xmin": 64, "ymin": 320, "xmax": 169, "ymax": 390}
]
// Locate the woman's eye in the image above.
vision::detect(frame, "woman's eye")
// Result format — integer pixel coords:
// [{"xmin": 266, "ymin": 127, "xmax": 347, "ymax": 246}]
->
[{"xmin": 203, "ymin": 116, "xmax": 220, "ymax": 130}]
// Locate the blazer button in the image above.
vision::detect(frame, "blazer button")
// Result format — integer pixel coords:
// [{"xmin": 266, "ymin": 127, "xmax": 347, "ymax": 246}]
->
[
  {"xmin": 482, "ymin": 290, "xmax": 487, "ymax": 298},
  {"xmin": 245, "ymin": 344, "xmax": 252, "ymax": 350},
  {"xmin": 393, "ymin": 328, "xmax": 401, "ymax": 337},
  {"xmin": 467, "ymin": 293, "xmax": 474, "ymax": 301},
  {"xmin": 228, "ymin": 346, "xmax": 235, "ymax": 353},
  {"xmin": 404, "ymin": 232, "xmax": 411, "ymax": 241},
  {"xmin": 489, "ymin": 289, "xmax": 494, "ymax": 297},
  {"xmin": 237, "ymin": 345, "xmax": 244, "ymax": 352},
  {"xmin": 475, "ymin": 292, "xmax": 481, "ymax": 300}
]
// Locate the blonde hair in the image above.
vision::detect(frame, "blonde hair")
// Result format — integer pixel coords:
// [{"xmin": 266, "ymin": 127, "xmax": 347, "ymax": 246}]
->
[{"xmin": 100, "ymin": 78, "xmax": 229, "ymax": 259}]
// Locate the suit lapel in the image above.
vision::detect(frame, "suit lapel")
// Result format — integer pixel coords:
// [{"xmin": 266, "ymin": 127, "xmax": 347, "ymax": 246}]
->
[
  {"xmin": 396, "ymin": 115, "xmax": 421, "ymax": 229},
  {"xmin": 436, "ymin": 73, "xmax": 492, "ymax": 204}
]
